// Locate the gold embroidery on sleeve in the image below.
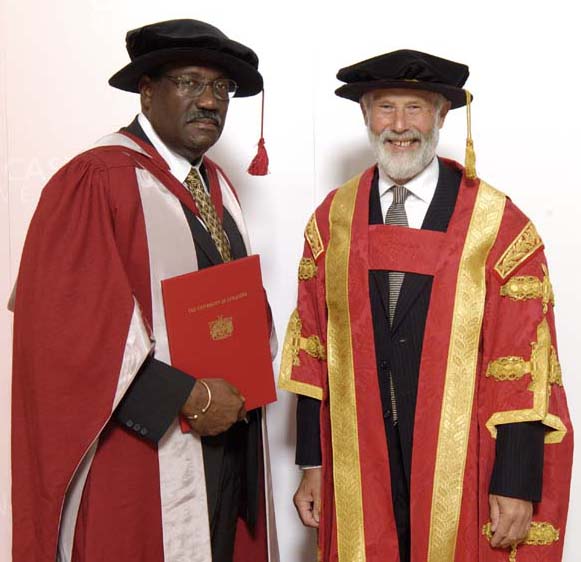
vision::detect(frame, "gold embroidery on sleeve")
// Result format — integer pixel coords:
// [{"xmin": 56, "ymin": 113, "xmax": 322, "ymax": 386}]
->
[
  {"xmin": 487, "ymin": 347, "xmax": 562, "ymax": 386},
  {"xmin": 499, "ymin": 264, "xmax": 554, "ymax": 313},
  {"xmin": 285, "ymin": 309, "xmax": 326, "ymax": 364},
  {"xmin": 485, "ymin": 318, "xmax": 567, "ymax": 443},
  {"xmin": 298, "ymin": 257, "xmax": 318, "ymax": 281},
  {"xmin": 494, "ymin": 222, "xmax": 543, "ymax": 279},
  {"xmin": 305, "ymin": 214, "xmax": 324, "ymax": 259},
  {"xmin": 278, "ymin": 309, "xmax": 324, "ymax": 400},
  {"xmin": 483, "ymin": 521, "xmax": 559, "ymax": 561},
  {"xmin": 549, "ymin": 346, "xmax": 563, "ymax": 386},
  {"xmin": 486, "ymin": 356, "xmax": 530, "ymax": 381},
  {"xmin": 303, "ymin": 335, "xmax": 326, "ymax": 360}
]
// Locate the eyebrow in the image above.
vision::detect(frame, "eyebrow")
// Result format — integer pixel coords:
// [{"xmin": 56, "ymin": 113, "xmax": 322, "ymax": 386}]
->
[{"xmin": 374, "ymin": 98, "xmax": 430, "ymax": 105}]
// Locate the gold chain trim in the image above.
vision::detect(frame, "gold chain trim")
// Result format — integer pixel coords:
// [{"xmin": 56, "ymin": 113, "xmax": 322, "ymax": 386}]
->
[
  {"xmin": 482, "ymin": 521, "xmax": 559, "ymax": 561},
  {"xmin": 298, "ymin": 257, "xmax": 318, "ymax": 281},
  {"xmin": 499, "ymin": 264, "xmax": 554, "ymax": 313},
  {"xmin": 485, "ymin": 318, "xmax": 567, "ymax": 444},
  {"xmin": 486, "ymin": 356, "xmax": 530, "ymax": 381},
  {"xmin": 494, "ymin": 222, "xmax": 543, "ymax": 279},
  {"xmin": 305, "ymin": 214, "xmax": 324, "ymax": 260}
]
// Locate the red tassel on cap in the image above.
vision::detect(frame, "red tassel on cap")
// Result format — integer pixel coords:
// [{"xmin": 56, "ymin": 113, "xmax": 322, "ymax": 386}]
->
[{"xmin": 248, "ymin": 90, "xmax": 269, "ymax": 175}]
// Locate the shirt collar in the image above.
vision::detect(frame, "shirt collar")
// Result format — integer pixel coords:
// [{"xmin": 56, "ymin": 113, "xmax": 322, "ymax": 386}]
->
[
  {"xmin": 377, "ymin": 156, "xmax": 439, "ymax": 203},
  {"xmin": 138, "ymin": 113, "xmax": 202, "ymax": 183}
]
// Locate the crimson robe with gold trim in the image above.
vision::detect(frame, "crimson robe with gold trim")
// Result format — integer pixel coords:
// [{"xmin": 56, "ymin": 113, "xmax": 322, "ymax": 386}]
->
[{"xmin": 279, "ymin": 161, "xmax": 572, "ymax": 562}]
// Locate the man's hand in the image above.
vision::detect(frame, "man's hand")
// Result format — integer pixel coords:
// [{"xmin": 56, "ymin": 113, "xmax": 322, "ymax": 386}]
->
[
  {"xmin": 294, "ymin": 467, "xmax": 322, "ymax": 528},
  {"xmin": 488, "ymin": 494, "xmax": 533, "ymax": 549},
  {"xmin": 181, "ymin": 378, "xmax": 246, "ymax": 436}
]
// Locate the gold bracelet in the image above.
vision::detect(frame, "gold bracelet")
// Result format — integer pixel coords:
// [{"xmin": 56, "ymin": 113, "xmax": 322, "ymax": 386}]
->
[
  {"xmin": 199, "ymin": 380, "xmax": 212, "ymax": 413},
  {"xmin": 185, "ymin": 380, "xmax": 212, "ymax": 422}
]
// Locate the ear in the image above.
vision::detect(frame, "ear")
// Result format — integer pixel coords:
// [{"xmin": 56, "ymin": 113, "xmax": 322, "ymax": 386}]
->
[
  {"xmin": 438, "ymin": 100, "xmax": 451, "ymax": 128},
  {"xmin": 138, "ymin": 75, "xmax": 154, "ymax": 114}
]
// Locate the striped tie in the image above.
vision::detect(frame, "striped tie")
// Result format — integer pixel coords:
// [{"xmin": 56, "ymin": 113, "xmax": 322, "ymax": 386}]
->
[
  {"xmin": 384, "ymin": 185, "xmax": 409, "ymax": 426},
  {"xmin": 185, "ymin": 167, "xmax": 232, "ymax": 263},
  {"xmin": 385, "ymin": 185, "xmax": 409, "ymax": 324}
]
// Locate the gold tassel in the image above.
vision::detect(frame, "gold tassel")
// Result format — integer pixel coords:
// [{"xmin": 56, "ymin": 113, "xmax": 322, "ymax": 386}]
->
[{"xmin": 464, "ymin": 89, "xmax": 477, "ymax": 179}]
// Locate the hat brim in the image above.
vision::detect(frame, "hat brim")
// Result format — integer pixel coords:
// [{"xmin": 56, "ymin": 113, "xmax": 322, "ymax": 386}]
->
[
  {"xmin": 335, "ymin": 80, "xmax": 471, "ymax": 109},
  {"xmin": 109, "ymin": 47, "xmax": 263, "ymax": 97}
]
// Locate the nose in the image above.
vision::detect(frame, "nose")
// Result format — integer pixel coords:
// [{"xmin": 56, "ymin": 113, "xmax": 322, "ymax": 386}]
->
[
  {"xmin": 392, "ymin": 108, "xmax": 409, "ymax": 133},
  {"xmin": 195, "ymin": 83, "xmax": 218, "ymax": 109}
]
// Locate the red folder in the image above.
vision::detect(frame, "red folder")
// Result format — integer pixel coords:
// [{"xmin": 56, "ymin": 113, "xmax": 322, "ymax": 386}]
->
[{"xmin": 161, "ymin": 255, "xmax": 276, "ymax": 431}]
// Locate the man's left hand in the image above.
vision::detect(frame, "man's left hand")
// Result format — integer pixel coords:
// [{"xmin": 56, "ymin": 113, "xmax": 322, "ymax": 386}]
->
[{"xmin": 488, "ymin": 494, "xmax": 532, "ymax": 549}]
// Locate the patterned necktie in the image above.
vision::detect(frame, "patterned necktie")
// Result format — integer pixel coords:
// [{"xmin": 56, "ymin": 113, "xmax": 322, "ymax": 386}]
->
[
  {"xmin": 384, "ymin": 185, "xmax": 409, "ymax": 426},
  {"xmin": 185, "ymin": 167, "xmax": 232, "ymax": 263},
  {"xmin": 384, "ymin": 185, "xmax": 410, "ymax": 325}
]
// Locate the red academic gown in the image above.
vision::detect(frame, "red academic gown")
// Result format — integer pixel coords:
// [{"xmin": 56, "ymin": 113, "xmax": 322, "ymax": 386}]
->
[
  {"xmin": 11, "ymin": 132, "xmax": 278, "ymax": 562},
  {"xmin": 279, "ymin": 161, "xmax": 573, "ymax": 562}
]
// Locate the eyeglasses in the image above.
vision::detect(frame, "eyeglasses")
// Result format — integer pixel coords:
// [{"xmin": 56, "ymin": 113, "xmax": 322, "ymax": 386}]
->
[{"xmin": 163, "ymin": 75, "xmax": 238, "ymax": 101}]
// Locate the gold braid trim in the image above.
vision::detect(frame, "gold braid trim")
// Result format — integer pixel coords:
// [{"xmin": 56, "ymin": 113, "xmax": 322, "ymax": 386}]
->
[
  {"xmin": 326, "ymin": 174, "xmax": 367, "ymax": 561},
  {"xmin": 298, "ymin": 257, "xmax": 318, "ymax": 280},
  {"xmin": 499, "ymin": 264, "xmax": 554, "ymax": 313},
  {"xmin": 494, "ymin": 222, "xmax": 543, "ymax": 279},
  {"xmin": 482, "ymin": 521, "xmax": 559, "ymax": 561},
  {"xmin": 278, "ymin": 309, "xmax": 324, "ymax": 400},
  {"xmin": 485, "ymin": 318, "xmax": 567, "ymax": 444},
  {"xmin": 427, "ymin": 181, "xmax": 506, "ymax": 562},
  {"xmin": 549, "ymin": 346, "xmax": 563, "ymax": 386},
  {"xmin": 305, "ymin": 214, "xmax": 324, "ymax": 260}
]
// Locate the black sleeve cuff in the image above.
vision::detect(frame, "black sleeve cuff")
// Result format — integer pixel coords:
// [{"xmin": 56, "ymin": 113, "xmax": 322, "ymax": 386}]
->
[
  {"xmin": 489, "ymin": 421, "xmax": 545, "ymax": 502},
  {"xmin": 114, "ymin": 357, "xmax": 196, "ymax": 443},
  {"xmin": 295, "ymin": 395, "xmax": 322, "ymax": 466}
]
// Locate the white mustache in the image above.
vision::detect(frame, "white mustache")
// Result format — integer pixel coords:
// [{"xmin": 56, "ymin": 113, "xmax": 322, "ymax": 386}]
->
[{"xmin": 380, "ymin": 130, "xmax": 422, "ymax": 143}]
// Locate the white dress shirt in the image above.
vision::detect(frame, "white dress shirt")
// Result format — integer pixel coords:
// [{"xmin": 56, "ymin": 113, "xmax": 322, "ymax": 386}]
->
[{"xmin": 378, "ymin": 157, "xmax": 439, "ymax": 228}]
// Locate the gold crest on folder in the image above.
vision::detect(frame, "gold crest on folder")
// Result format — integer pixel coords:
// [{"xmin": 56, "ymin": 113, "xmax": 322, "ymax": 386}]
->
[{"xmin": 209, "ymin": 316, "xmax": 234, "ymax": 341}]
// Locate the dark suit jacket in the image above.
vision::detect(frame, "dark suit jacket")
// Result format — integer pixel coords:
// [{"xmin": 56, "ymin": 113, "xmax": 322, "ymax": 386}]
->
[{"xmin": 297, "ymin": 160, "xmax": 544, "ymax": 501}]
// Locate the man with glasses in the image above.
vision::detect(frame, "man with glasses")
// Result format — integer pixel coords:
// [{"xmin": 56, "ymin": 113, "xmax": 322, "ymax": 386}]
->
[{"xmin": 11, "ymin": 19, "xmax": 277, "ymax": 562}]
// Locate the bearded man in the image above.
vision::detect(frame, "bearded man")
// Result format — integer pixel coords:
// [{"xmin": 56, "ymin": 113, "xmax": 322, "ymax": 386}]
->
[
  {"xmin": 11, "ymin": 19, "xmax": 278, "ymax": 562},
  {"xmin": 279, "ymin": 50, "xmax": 572, "ymax": 562}
]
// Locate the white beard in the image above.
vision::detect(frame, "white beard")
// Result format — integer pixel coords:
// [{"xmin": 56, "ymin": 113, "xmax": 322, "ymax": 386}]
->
[{"xmin": 368, "ymin": 123, "xmax": 440, "ymax": 182}]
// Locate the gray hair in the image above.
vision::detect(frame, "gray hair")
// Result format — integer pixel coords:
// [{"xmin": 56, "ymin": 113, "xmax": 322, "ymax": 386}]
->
[{"xmin": 361, "ymin": 90, "xmax": 448, "ymax": 113}]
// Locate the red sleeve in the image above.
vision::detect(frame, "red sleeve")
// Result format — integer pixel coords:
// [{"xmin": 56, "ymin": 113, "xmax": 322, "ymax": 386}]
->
[
  {"xmin": 478, "ymin": 203, "xmax": 573, "ymax": 560},
  {"xmin": 11, "ymin": 153, "xmax": 152, "ymax": 560},
  {"xmin": 479, "ymin": 208, "xmax": 570, "ymax": 441},
  {"xmin": 278, "ymin": 200, "xmax": 334, "ymax": 400}
]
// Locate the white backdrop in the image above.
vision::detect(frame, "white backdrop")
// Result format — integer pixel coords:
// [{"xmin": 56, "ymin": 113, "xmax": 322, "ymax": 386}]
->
[{"xmin": 1, "ymin": 1, "xmax": 579, "ymax": 560}]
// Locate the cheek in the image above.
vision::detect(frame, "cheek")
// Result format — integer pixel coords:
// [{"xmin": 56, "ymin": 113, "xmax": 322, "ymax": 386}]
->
[
  {"xmin": 151, "ymin": 97, "xmax": 177, "ymax": 128},
  {"xmin": 217, "ymin": 104, "xmax": 229, "ymax": 128},
  {"xmin": 368, "ymin": 113, "xmax": 391, "ymax": 136},
  {"xmin": 414, "ymin": 114, "xmax": 438, "ymax": 135}
]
